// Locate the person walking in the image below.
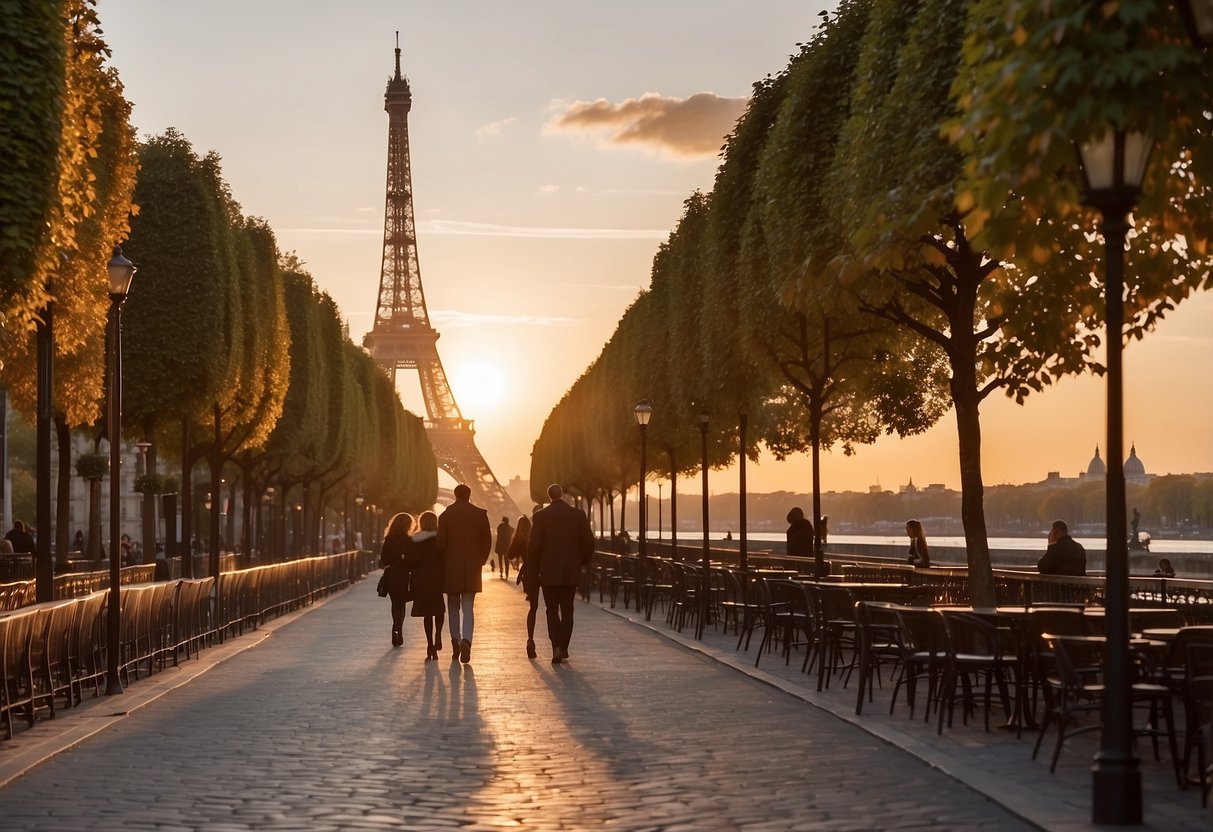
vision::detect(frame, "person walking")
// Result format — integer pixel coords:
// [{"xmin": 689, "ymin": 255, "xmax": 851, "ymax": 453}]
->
[
  {"xmin": 438, "ymin": 483, "xmax": 492, "ymax": 663},
  {"xmin": 905, "ymin": 519, "xmax": 931, "ymax": 568},
  {"xmin": 509, "ymin": 514, "xmax": 537, "ymax": 657},
  {"xmin": 405, "ymin": 511, "xmax": 445, "ymax": 660},
  {"xmin": 495, "ymin": 515, "xmax": 514, "ymax": 580},
  {"xmin": 378, "ymin": 513, "xmax": 414, "ymax": 646},
  {"xmin": 527, "ymin": 484, "xmax": 594, "ymax": 664}
]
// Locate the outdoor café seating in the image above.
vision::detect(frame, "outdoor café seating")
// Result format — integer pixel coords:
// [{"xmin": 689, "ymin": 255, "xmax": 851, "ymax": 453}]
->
[
  {"xmin": 1183, "ymin": 642, "xmax": 1213, "ymax": 805},
  {"xmin": 1034, "ymin": 633, "xmax": 1182, "ymax": 785}
]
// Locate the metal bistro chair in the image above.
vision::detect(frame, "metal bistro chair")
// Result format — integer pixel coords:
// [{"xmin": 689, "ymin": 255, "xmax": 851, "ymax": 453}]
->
[
  {"xmin": 890, "ymin": 607, "xmax": 948, "ymax": 722},
  {"xmin": 853, "ymin": 601, "xmax": 903, "ymax": 715},
  {"xmin": 1184, "ymin": 642, "xmax": 1213, "ymax": 805},
  {"xmin": 936, "ymin": 612, "xmax": 1016, "ymax": 734},
  {"xmin": 754, "ymin": 579, "xmax": 811, "ymax": 670},
  {"xmin": 810, "ymin": 585, "xmax": 859, "ymax": 692},
  {"xmin": 719, "ymin": 568, "xmax": 762, "ymax": 641},
  {"xmin": 1034, "ymin": 633, "xmax": 1182, "ymax": 785}
]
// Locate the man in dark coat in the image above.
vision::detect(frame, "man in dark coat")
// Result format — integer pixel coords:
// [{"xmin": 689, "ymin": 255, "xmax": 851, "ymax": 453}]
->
[
  {"xmin": 4, "ymin": 520, "xmax": 35, "ymax": 554},
  {"xmin": 527, "ymin": 483, "xmax": 594, "ymax": 664},
  {"xmin": 1037, "ymin": 519, "xmax": 1087, "ymax": 576},
  {"xmin": 494, "ymin": 516, "xmax": 514, "ymax": 580},
  {"xmin": 785, "ymin": 507, "xmax": 814, "ymax": 558},
  {"xmin": 438, "ymin": 483, "xmax": 492, "ymax": 663}
]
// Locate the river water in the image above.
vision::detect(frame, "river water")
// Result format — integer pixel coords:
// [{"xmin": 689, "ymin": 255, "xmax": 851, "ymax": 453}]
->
[{"xmin": 638, "ymin": 531, "xmax": 1212, "ymax": 555}]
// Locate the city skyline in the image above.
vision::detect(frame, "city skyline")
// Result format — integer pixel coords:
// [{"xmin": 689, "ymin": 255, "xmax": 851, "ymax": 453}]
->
[{"xmin": 98, "ymin": 1, "xmax": 1213, "ymax": 496}]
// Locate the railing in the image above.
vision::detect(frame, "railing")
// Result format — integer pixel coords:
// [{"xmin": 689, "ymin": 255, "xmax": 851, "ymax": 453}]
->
[
  {"xmin": 636, "ymin": 542, "xmax": 1213, "ymax": 623},
  {"xmin": 0, "ymin": 550, "xmax": 374, "ymax": 741}
]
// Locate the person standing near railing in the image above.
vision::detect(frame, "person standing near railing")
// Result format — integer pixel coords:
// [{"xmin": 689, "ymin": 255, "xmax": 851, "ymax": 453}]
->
[
  {"xmin": 4, "ymin": 520, "xmax": 34, "ymax": 554},
  {"xmin": 905, "ymin": 519, "xmax": 931, "ymax": 568},
  {"xmin": 1036, "ymin": 519, "xmax": 1086, "ymax": 576},
  {"xmin": 786, "ymin": 507, "xmax": 814, "ymax": 558}
]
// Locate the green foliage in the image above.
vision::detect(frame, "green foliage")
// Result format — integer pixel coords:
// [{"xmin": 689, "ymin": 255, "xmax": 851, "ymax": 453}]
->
[
  {"xmin": 0, "ymin": 0, "xmax": 66, "ymax": 324},
  {"xmin": 134, "ymin": 472, "xmax": 172, "ymax": 495},
  {"xmin": 123, "ymin": 130, "xmax": 233, "ymax": 435},
  {"xmin": 950, "ymin": 0, "xmax": 1213, "ymax": 334},
  {"xmin": 0, "ymin": 0, "xmax": 138, "ymax": 432},
  {"xmin": 74, "ymin": 451, "xmax": 107, "ymax": 480}
]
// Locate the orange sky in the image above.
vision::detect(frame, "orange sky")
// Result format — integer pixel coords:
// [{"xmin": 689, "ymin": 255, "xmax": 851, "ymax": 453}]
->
[{"xmin": 99, "ymin": 1, "xmax": 1213, "ymax": 495}]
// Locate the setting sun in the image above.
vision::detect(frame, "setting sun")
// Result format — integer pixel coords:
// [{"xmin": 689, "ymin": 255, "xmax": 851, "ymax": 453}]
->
[{"xmin": 449, "ymin": 358, "xmax": 507, "ymax": 415}]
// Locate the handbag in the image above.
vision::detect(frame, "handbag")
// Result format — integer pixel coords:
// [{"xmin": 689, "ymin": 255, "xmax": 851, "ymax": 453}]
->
[{"xmin": 376, "ymin": 573, "xmax": 388, "ymax": 597}]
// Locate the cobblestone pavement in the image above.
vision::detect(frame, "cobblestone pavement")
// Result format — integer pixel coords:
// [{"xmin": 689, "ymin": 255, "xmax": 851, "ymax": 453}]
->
[{"xmin": 0, "ymin": 574, "xmax": 1033, "ymax": 831}]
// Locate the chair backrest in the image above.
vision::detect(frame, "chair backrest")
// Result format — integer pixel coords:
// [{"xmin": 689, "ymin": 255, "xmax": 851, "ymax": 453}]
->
[
  {"xmin": 817, "ymin": 586, "xmax": 857, "ymax": 623},
  {"xmin": 1184, "ymin": 643, "xmax": 1213, "ymax": 729},
  {"xmin": 895, "ymin": 608, "xmax": 946, "ymax": 656},
  {"xmin": 941, "ymin": 612, "xmax": 1006, "ymax": 660},
  {"xmin": 1045, "ymin": 634, "xmax": 1105, "ymax": 691},
  {"xmin": 767, "ymin": 579, "xmax": 807, "ymax": 614},
  {"xmin": 1129, "ymin": 608, "xmax": 1188, "ymax": 634}
]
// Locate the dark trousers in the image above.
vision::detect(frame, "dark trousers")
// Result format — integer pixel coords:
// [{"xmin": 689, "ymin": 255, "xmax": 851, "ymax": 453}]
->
[{"xmin": 542, "ymin": 585, "xmax": 576, "ymax": 651}]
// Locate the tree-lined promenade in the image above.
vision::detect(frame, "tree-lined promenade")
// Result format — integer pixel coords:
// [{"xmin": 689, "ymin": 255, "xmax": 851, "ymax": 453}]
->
[
  {"xmin": 530, "ymin": 0, "xmax": 1213, "ymax": 608},
  {"xmin": 0, "ymin": 1, "xmax": 437, "ymax": 586}
]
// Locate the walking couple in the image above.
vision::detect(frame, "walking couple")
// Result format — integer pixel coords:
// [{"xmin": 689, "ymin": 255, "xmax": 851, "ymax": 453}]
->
[{"xmin": 379, "ymin": 483, "xmax": 492, "ymax": 662}]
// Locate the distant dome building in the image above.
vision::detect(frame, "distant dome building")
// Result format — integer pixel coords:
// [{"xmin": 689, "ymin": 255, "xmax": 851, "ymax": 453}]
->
[
  {"xmin": 1124, "ymin": 444, "xmax": 1147, "ymax": 480},
  {"xmin": 1086, "ymin": 446, "xmax": 1106, "ymax": 478}
]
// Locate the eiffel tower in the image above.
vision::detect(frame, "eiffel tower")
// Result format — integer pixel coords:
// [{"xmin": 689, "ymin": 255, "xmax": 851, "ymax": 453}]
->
[{"xmin": 363, "ymin": 36, "xmax": 519, "ymax": 521}]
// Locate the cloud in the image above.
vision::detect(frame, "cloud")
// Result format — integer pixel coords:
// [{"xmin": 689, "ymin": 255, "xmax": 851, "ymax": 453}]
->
[
  {"xmin": 537, "ymin": 184, "xmax": 561, "ymax": 196},
  {"xmin": 476, "ymin": 116, "xmax": 518, "ymax": 140},
  {"xmin": 429, "ymin": 309, "xmax": 577, "ymax": 328},
  {"xmin": 546, "ymin": 92, "xmax": 747, "ymax": 158}
]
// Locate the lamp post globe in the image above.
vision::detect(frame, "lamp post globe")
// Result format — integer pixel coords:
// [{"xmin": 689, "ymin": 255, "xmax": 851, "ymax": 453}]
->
[
  {"xmin": 104, "ymin": 244, "xmax": 136, "ymax": 696},
  {"xmin": 1075, "ymin": 126, "xmax": 1153, "ymax": 826}
]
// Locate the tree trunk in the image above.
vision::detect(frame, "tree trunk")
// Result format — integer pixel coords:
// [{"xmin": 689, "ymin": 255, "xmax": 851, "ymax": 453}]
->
[
  {"xmin": 666, "ymin": 446, "xmax": 677, "ymax": 560},
  {"xmin": 952, "ymin": 365, "xmax": 994, "ymax": 607},
  {"xmin": 180, "ymin": 416, "xmax": 193, "ymax": 578},
  {"xmin": 87, "ymin": 478, "xmax": 101, "ymax": 565},
  {"xmin": 209, "ymin": 404, "xmax": 221, "ymax": 580},
  {"xmin": 54, "ymin": 415, "xmax": 71, "ymax": 572},
  {"xmin": 225, "ymin": 474, "xmax": 237, "ymax": 556}
]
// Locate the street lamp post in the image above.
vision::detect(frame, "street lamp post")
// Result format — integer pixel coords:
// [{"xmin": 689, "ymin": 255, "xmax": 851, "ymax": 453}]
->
[
  {"xmin": 633, "ymin": 401, "xmax": 652, "ymax": 561},
  {"xmin": 657, "ymin": 482, "xmax": 662, "ymax": 544},
  {"xmin": 738, "ymin": 410, "xmax": 748, "ymax": 573},
  {"xmin": 105, "ymin": 244, "xmax": 136, "ymax": 696},
  {"xmin": 1179, "ymin": 0, "xmax": 1213, "ymax": 47},
  {"xmin": 1076, "ymin": 126, "xmax": 1153, "ymax": 825},
  {"xmin": 697, "ymin": 408, "xmax": 710, "ymax": 639}
]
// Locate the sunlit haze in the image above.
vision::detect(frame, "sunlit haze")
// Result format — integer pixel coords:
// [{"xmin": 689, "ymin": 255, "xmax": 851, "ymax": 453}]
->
[{"xmin": 99, "ymin": 1, "xmax": 1213, "ymax": 495}]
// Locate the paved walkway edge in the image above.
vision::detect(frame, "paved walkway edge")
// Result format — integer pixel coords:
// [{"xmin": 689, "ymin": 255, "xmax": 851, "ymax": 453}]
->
[
  {"xmin": 589, "ymin": 596, "xmax": 1054, "ymax": 831},
  {"xmin": 0, "ymin": 589, "xmax": 345, "ymax": 790}
]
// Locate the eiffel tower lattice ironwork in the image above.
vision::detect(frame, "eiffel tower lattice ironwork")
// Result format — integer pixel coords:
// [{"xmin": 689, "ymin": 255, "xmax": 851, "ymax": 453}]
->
[{"xmin": 363, "ymin": 36, "xmax": 519, "ymax": 521}]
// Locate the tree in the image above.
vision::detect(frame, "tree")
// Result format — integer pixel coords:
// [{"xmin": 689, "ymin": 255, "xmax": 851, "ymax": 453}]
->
[{"xmin": 0, "ymin": 0, "xmax": 66, "ymax": 324}]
